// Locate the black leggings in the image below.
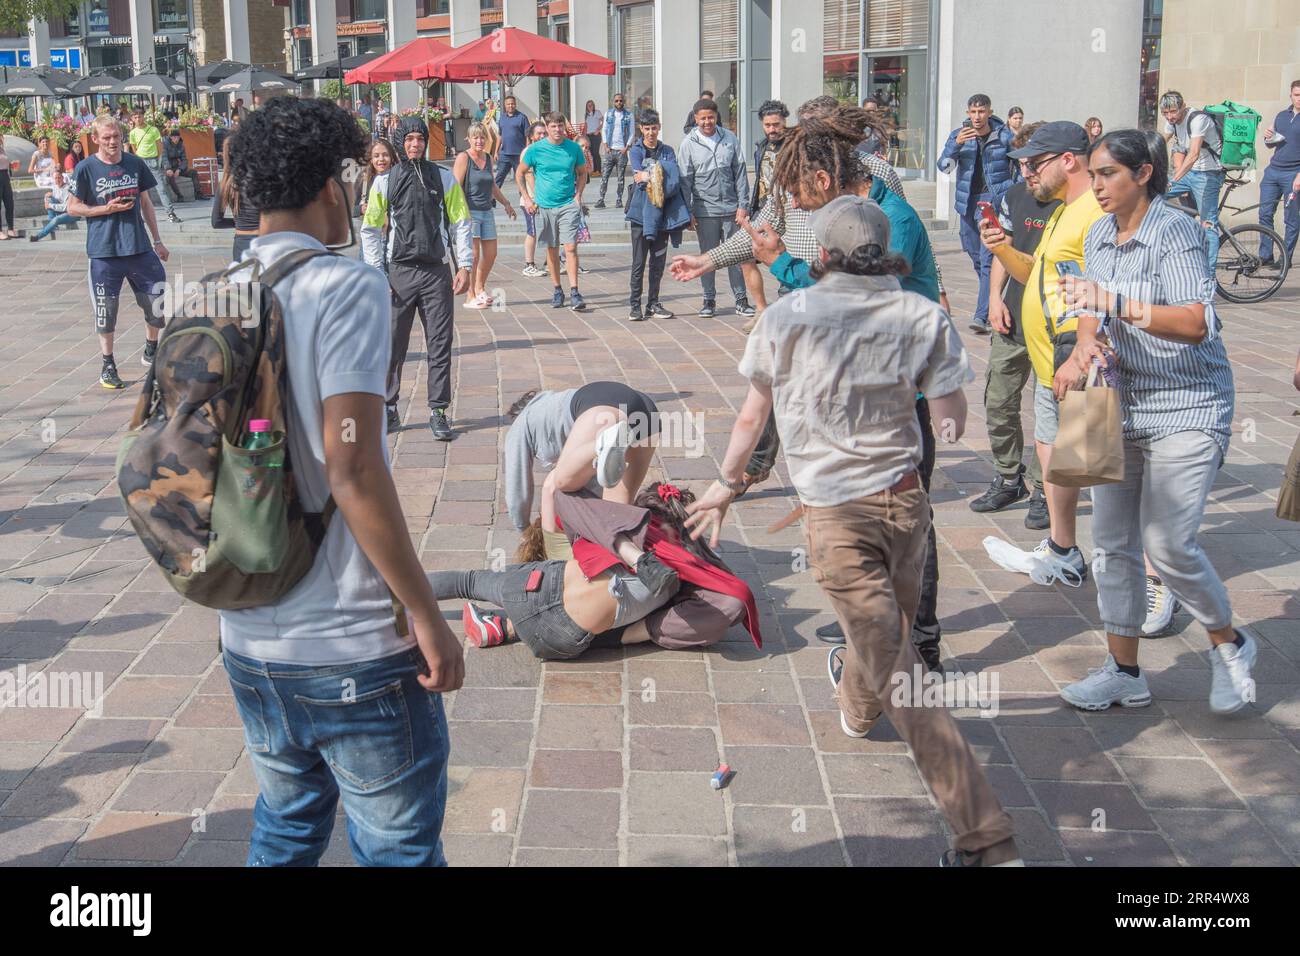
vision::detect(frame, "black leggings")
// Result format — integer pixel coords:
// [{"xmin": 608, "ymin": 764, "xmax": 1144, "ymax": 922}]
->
[
  {"xmin": 570, "ymin": 381, "xmax": 660, "ymax": 442},
  {"xmin": 0, "ymin": 170, "xmax": 14, "ymax": 231},
  {"xmin": 429, "ymin": 562, "xmax": 594, "ymax": 660}
]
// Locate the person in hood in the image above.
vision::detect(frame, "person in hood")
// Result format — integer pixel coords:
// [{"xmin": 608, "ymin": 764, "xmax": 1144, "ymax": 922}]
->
[{"xmin": 362, "ymin": 115, "xmax": 473, "ymax": 441}]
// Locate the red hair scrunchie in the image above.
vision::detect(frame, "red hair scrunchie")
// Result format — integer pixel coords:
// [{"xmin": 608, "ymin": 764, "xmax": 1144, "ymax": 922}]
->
[{"xmin": 657, "ymin": 483, "xmax": 682, "ymax": 502}]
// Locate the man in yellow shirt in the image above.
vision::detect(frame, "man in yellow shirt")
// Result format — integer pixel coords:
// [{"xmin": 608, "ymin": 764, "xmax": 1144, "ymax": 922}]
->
[
  {"xmin": 981, "ymin": 121, "xmax": 1105, "ymax": 583},
  {"xmin": 128, "ymin": 112, "xmax": 179, "ymax": 223}
]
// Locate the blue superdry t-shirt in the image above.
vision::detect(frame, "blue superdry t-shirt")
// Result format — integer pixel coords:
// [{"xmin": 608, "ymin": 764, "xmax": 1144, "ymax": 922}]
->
[{"xmin": 72, "ymin": 153, "xmax": 157, "ymax": 258}]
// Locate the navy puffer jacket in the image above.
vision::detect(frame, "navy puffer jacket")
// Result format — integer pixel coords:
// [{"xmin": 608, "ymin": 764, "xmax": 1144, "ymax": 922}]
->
[{"xmin": 937, "ymin": 115, "xmax": 1015, "ymax": 216}]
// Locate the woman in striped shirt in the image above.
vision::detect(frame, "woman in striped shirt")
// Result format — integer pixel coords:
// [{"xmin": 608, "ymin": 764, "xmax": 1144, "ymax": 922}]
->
[{"xmin": 1052, "ymin": 128, "xmax": 1256, "ymax": 715}]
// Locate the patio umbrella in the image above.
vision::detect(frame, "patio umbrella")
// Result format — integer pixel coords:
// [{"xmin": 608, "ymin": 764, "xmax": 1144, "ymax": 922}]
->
[
  {"xmin": 213, "ymin": 68, "xmax": 300, "ymax": 94},
  {"xmin": 191, "ymin": 60, "xmax": 250, "ymax": 91},
  {"xmin": 299, "ymin": 50, "xmax": 381, "ymax": 82},
  {"xmin": 414, "ymin": 27, "xmax": 614, "ymax": 84},
  {"xmin": 343, "ymin": 37, "xmax": 453, "ymax": 85},
  {"xmin": 118, "ymin": 71, "xmax": 187, "ymax": 96},
  {"xmin": 72, "ymin": 74, "xmax": 123, "ymax": 96},
  {"xmin": 0, "ymin": 71, "xmax": 75, "ymax": 97}
]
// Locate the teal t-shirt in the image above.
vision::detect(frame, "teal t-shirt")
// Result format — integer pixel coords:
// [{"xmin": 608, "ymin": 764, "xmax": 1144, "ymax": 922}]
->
[{"xmin": 523, "ymin": 138, "xmax": 586, "ymax": 208}]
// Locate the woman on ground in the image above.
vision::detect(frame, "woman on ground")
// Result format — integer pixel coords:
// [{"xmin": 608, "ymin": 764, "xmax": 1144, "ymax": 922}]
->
[
  {"xmin": 360, "ymin": 139, "xmax": 398, "ymax": 269},
  {"xmin": 1054, "ymin": 128, "xmax": 1252, "ymax": 714},
  {"xmin": 28, "ymin": 137, "xmax": 56, "ymax": 189},
  {"xmin": 430, "ymin": 485, "xmax": 760, "ymax": 659},
  {"xmin": 454, "ymin": 122, "xmax": 516, "ymax": 308},
  {"xmin": 583, "ymin": 99, "xmax": 603, "ymax": 175}
]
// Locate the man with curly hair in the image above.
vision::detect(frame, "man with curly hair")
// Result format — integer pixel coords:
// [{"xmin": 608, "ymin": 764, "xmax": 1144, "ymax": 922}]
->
[
  {"xmin": 362, "ymin": 115, "xmax": 473, "ymax": 439},
  {"xmin": 222, "ymin": 97, "xmax": 464, "ymax": 867}
]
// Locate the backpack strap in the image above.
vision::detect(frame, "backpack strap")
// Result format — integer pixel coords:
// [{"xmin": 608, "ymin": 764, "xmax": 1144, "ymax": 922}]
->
[{"xmin": 1186, "ymin": 109, "xmax": 1222, "ymax": 160}]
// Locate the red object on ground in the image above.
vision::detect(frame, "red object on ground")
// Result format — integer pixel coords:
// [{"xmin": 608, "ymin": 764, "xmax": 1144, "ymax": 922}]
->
[
  {"xmin": 344, "ymin": 36, "xmax": 454, "ymax": 84},
  {"xmin": 414, "ymin": 26, "xmax": 614, "ymax": 83}
]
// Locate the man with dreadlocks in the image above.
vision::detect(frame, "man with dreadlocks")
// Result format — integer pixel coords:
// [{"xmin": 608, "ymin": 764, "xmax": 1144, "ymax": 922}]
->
[{"xmin": 684, "ymin": 193, "xmax": 1021, "ymax": 867}]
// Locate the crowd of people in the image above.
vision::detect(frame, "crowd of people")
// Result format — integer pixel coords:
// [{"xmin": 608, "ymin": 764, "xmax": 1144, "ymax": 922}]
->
[{"xmin": 34, "ymin": 72, "xmax": 1300, "ymax": 869}]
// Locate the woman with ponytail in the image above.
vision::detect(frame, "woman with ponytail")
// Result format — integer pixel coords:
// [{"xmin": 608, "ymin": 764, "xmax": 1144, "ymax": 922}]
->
[
  {"xmin": 1053, "ymin": 128, "xmax": 1251, "ymax": 715},
  {"xmin": 429, "ymin": 483, "xmax": 762, "ymax": 659}
]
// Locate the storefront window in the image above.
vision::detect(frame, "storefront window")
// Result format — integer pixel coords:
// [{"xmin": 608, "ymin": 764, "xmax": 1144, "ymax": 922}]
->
[
  {"xmin": 700, "ymin": 0, "xmax": 740, "ymax": 133},
  {"xmin": 613, "ymin": 2, "xmax": 654, "ymax": 111},
  {"xmin": 153, "ymin": 0, "xmax": 188, "ymax": 31},
  {"xmin": 1139, "ymin": 0, "xmax": 1162, "ymax": 130},
  {"xmin": 354, "ymin": 0, "xmax": 386, "ymax": 21}
]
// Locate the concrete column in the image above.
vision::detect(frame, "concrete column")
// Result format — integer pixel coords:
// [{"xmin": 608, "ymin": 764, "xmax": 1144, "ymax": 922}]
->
[
  {"xmin": 568, "ymin": 0, "xmax": 608, "ymax": 122},
  {"xmin": 224, "ymin": 0, "xmax": 251, "ymax": 64},
  {"xmin": 448, "ymin": 0, "xmax": 481, "ymax": 117},
  {"xmin": 27, "ymin": 17, "xmax": 52, "ymax": 70},
  {"xmin": 309, "ymin": 0, "xmax": 338, "ymax": 94},
  {"xmin": 655, "ymin": 0, "xmax": 699, "ymax": 150},
  {"xmin": 770, "ymin": 0, "xmax": 822, "ymax": 120},
  {"xmin": 127, "ymin": 0, "xmax": 155, "ymax": 73},
  {"xmin": 387, "ymin": 0, "xmax": 419, "ymax": 113},
  {"xmin": 501, "ymin": 0, "xmax": 540, "ymax": 120},
  {"xmin": 934, "ymin": 0, "xmax": 954, "ymax": 223}
]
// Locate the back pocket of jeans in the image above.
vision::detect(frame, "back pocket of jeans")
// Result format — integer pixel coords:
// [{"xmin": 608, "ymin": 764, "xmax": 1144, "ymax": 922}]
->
[
  {"xmin": 227, "ymin": 677, "xmax": 271, "ymax": 754},
  {"xmin": 294, "ymin": 681, "xmax": 414, "ymax": 791}
]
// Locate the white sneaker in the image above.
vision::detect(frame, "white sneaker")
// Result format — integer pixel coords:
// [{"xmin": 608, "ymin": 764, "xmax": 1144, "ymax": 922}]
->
[
  {"xmin": 592, "ymin": 420, "xmax": 631, "ymax": 488},
  {"xmin": 1141, "ymin": 576, "xmax": 1179, "ymax": 635},
  {"xmin": 1060, "ymin": 654, "xmax": 1152, "ymax": 710},
  {"xmin": 828, "ymin": 647, "xmax": 877, "ymax": 738},
  {"xmin": 1031, "ymin": 538, "xmax": 1088, "ymax": 587},
  {"xmin": 1209, "ymin": 631, "xmax": 1257, "ymax": 714}
]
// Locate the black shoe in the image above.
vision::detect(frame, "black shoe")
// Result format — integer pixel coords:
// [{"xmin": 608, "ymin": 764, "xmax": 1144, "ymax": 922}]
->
[
  {"xmin": 646, "ymin": 302, "xmax": 673, "ymax": 319},
  {"xmin": 635, "ymin": 552, "xmax": 679, "ymax": 597},
  {"xmin": 141, "ymin": 340, "xmax": 158, "ymax": 367},
  {"xmin": 386, "ymin": 405, "xmax": 401, "ymax": 433},
  {"xmin": 698, "ymin": 300, "xmax": 716, "ymax": 318},
  {"xmin": 816, "ymin": 621, "xmax": 846, "ymax": 644},
  {"xmin": 594, "ymin": 200, "xmax": 606, "ymax": 209},
  {"xmin": 100, "ymin": 359, "xmax": 125, "ymax": 390},
  {"xmin": 430, "ymin": 409, "xmax": 453, "ymax": 441},
  {"xmin": 167, "ymin": 212, "xmax": 181, "ymax": 224},
  {"xmin": 1024, "ymin": 487, "xmax": 1050, "ymax": 530},
  {"xmin": 628, "ymin": 304, "xmax": 646, "ymax": 322},
  {"xmin": 735, "ymin": 301, "xmax": 756, "ymax": 317},
  {"xmin": 969, "ymin": 472, "xmax": 1028, "ymax": 513},
  {"xmin": 969, "ymin": 320, "xmax": 992, "ymax": 335},
  {"xmin": 28, "ymin": 233, "xmax": 41, "ymax": 242},
  {"xmin": 916, "ymin": 642, "xmax": 945, "ymax": 675}
]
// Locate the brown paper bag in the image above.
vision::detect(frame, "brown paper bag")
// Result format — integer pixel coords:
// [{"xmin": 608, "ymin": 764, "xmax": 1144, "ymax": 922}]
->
[{"xmin": 1045, "ymin": 364, "xmax": 1126, "ymax": 488}]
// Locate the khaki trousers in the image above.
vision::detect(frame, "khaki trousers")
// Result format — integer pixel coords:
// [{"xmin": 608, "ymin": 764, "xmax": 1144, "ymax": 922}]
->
[{"xmin": 805, "ymin": 487, "xmax": 1015, "ymax": 853}]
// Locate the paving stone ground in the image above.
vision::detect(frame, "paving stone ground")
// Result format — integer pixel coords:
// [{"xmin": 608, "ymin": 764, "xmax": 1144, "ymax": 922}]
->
[{"xmin": 0, "ymin": 205, "xmax": 1297, "ymax": 867}]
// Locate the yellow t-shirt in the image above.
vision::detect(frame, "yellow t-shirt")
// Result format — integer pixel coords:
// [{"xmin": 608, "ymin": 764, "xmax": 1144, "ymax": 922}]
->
[
  {"xmin": 1020, "ymin": 189, "xmax": 1107, "ymax": 383},
  {"xmin": 129, "ymin": 125, "xmax": 162, "ymax": 159}
]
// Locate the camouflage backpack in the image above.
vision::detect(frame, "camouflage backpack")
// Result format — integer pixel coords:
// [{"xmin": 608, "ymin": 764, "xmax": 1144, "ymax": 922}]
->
[{"xmin": 116, "ymin": 249, "xmax": 336, "ymax": 609}]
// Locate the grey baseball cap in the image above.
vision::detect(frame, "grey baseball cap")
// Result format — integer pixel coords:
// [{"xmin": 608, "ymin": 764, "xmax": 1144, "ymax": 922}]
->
[{"xmin": 809, "ymin": 195, "xmax": 892, "ymax": 256}]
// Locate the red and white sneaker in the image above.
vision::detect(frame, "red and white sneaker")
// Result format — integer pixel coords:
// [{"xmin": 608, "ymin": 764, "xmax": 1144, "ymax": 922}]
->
[{"xmin": 462, "ymin": 603, "xmax": 510, "ymax": 648}]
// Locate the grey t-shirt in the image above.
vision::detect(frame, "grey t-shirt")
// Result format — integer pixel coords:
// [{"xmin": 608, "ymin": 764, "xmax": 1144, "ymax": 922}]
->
[
  {"xmin": 503, "ymin": 388, "xmax": 599, "ymax": 530},
  {"xmin": 1164, "ymin": 111, "xmax": 1223, "ymax": 172},
  {"xmin": 739, "ymin": 271, "xmax": 972, "ymax": 508},
  {"xmin": 219, "ymin": 231, "xmax": 410, "ymax": 666}
]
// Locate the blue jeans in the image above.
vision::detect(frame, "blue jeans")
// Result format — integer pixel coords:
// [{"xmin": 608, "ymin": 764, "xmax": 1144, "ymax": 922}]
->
[
  {"xmin": 1257, "ymin": 164, "xmax": 1300, "ymax": 265},
  {"xmin": 223, "ymin": 646, "xmax": 450, "ymax": 867},
  {"xmin": 494, "ymin": 153, "xmax": 521, "ymax": 188},
  {"xmin": 958, "ymin": 194, "xmax": 994, "ymax": 325},
  {"xmin": 1166, "ymin": 168, "xmax": 1224, "ymax": 268},
  {"xmin": 35, "ymin": 210, "xmax": 75, "ymax": 239}
]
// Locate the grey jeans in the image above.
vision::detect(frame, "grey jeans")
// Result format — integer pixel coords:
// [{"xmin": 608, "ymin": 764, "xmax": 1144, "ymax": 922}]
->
[
  {"xmin": 428, "ymin": 562, "xmax": 593, "ymax": 660},
  {"xmin": 695, "ymin": 215, "xmax": 747, "ymax": 303},
  {"xmin": 143, "ymin": 156, "xmax": 173, "ymax": 215},
  {"xmin": 1091, "ymin": 430, "xmax": 1233, "ymax": 638}
]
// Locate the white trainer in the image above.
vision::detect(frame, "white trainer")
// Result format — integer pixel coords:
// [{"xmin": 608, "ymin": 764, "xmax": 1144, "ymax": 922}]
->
[
  {"xmin": 1141, "ymin": 576, "xmax": 1179, "ymax": 636},
  {"xmin": 1031, "ymin": 539, "xmax": 1087, "ymax": 587},
  {"xmin": 1209, "ymin": 631, "xmax": 1257, "ymax": 714},
  {"xmin": 1060, "ymin": 654, "xmax": 1152, "ymax": 711},
  {"xmin": 592, "ymin": 420, "xmax": 631, "ymax": 488}
]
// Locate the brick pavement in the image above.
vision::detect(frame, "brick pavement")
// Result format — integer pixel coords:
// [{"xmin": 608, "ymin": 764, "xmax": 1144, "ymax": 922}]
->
[{"xmin": 0, "ymin": 228, "xmax": 1296, "ymax": 867}]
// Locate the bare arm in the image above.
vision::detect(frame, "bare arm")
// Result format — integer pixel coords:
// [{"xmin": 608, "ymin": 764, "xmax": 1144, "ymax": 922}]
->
[
  {"xmin": 324, "ymin": 392, "xmax": 464, "ymax": 692},
  {"xmin": 926, "ymin": 389, "xmax": 968, "ymax": 443}
]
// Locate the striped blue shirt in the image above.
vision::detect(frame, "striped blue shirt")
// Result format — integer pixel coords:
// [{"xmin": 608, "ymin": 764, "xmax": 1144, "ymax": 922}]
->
[{"xmin": 1083, "ymin": 196, "xmax": 1235, "ymax": 456}]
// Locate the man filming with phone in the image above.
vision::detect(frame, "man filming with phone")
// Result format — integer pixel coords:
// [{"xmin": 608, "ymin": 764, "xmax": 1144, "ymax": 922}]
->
[
  {"xmin": 66, "ymin": 113, "xmax": 170, "ymax": 390},
  {"xmin": 978, "ymin": 120, "xmax": 1104, "ymax": 586}
]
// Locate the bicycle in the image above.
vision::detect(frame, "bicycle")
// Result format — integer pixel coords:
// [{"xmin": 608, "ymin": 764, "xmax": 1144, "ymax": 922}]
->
[{"xmin": 1171, "ymin": 166, "xmax": 1290, "ymax": 303}]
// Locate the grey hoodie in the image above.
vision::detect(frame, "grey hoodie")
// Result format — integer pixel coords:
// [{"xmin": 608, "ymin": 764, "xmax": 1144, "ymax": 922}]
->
[
  {"xmin": 504, "ymin": 389, "xmax": 598, "ymax": 531},
  {"xmin": 678, "ymin": 125, "xmax": 748, "ymax": 217}
]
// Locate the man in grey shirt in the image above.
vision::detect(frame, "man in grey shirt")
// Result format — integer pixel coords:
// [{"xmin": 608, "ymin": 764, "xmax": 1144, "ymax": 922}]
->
[
  {"xmin": 1160, "ymin": 90, "xmax": 1225, "ymax": 268},
  {"xmin": 678, "ymin": 98, "xmax": 754, "ymax": 319}
]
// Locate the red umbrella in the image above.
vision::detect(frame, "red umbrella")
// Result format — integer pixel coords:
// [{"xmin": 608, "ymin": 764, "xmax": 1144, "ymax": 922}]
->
[
  {"xmin": 344, "ymin": 36, "xmax": 454, "ymax": 85},
  {"xmin": 414, "ymin": 26, "xmax": 614, "ymax": 83}
]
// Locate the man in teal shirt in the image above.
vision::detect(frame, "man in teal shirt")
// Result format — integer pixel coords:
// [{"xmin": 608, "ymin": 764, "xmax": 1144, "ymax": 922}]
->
[{"xmin": 761, "ymin": 174, "xmax": 939, "ymax": 301}]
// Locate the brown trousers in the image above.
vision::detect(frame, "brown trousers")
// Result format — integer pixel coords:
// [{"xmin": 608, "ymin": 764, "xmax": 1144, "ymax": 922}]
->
[{"xmin": 805, "ymin": 487, "xmax": 1015, "ymax": 854}]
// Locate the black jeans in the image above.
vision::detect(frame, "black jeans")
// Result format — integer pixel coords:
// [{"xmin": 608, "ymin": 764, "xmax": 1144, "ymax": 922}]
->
[
  {"xmin": 387, "ymin": 262, "xmax": 454, "ymax": 412},
  {"xmin": 629, "ymin": 223, "xmax": 669, "ymax": 307},
  {"xmin": 914, "ymin": 396, "xmax": 940, "ymax": 648},
  {"xmin": 0, "ymin": 169, "xmax": 13, "ymax": 231},
  {"xmin": 428, "ymin": 562, "xmax": 593, "ymax": 660}
]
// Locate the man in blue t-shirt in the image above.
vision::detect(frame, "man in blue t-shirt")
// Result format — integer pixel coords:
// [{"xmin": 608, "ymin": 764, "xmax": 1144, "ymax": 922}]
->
[
  {"xmin": 66, "ymin": 114, "xmax": 170, "ymax": 390},
  {"xmin": 494, "ymin": 94, "xmax": 532, "ymax": 188}
]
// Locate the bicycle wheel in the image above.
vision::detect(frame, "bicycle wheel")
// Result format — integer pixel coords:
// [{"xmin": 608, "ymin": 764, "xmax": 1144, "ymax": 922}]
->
[{"xmin": 1215, "ymin": 224, "xmax": 1290, "ymax": 303}]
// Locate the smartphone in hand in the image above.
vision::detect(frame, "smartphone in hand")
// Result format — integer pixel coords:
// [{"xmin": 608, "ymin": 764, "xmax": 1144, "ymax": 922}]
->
[{"xmin": 976, "ymin": 200, "xmax": 1001, "ymax": 232}]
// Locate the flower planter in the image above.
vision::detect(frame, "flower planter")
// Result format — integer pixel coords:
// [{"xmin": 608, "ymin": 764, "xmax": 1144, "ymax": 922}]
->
[{"xmin": 426, "ymin": 124, "xmax": 446, "ymax": 162}]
